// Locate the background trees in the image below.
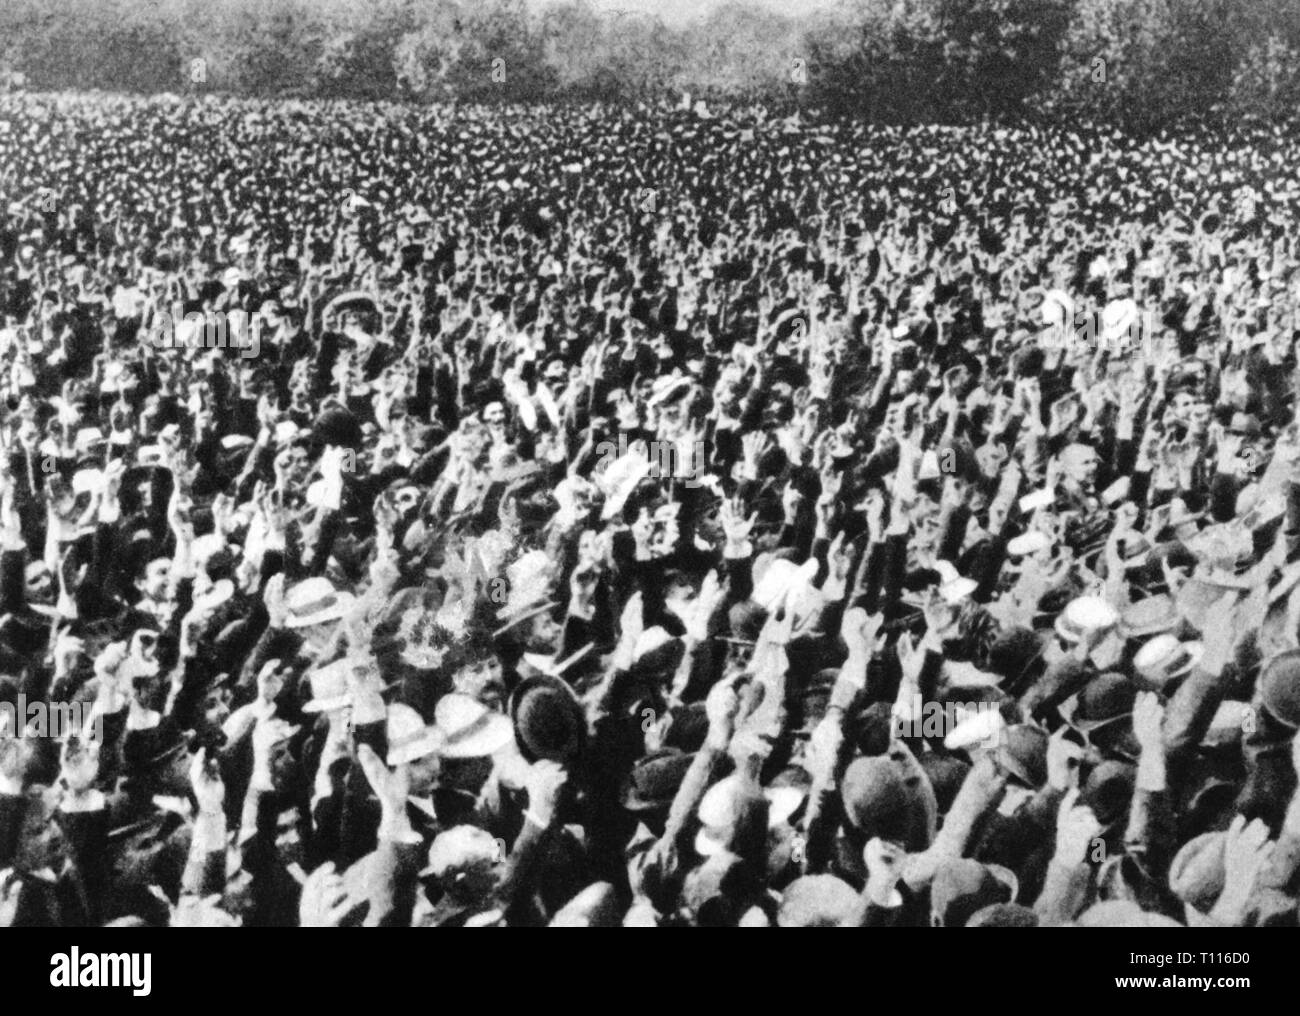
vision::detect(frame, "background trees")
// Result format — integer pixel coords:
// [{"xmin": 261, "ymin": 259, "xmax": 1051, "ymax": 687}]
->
[{"xmin": 2, "ymin": 0, "xmax": 1300, "ymax": 132}]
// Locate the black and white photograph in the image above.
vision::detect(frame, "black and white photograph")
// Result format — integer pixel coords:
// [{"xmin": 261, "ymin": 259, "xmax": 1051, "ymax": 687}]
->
[{"xmin": 0, "ymin": 0, "xmax": 1295, "ymax": 963}]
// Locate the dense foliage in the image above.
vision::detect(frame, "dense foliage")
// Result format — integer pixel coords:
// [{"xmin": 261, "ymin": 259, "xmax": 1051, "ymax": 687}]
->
[{"xmin": 2, "ymin": 0, "xmax": 1300, "ymax": 130}]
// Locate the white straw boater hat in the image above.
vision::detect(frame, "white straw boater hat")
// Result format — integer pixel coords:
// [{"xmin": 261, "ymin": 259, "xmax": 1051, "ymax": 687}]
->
[
  {"xmin": 1054, "ymin": 596, "xmax": 1119, "ymax": 644},
  {"xmin": 493, "ymin": 551, "xmax": 559, "ymax": 636},
  {"xmin": 433, "ymin": 693, "xmax": 514, "ymax": 760},
  {"xmin": 284, "ymin": 577, "xmax": 356, "ymax": 629},
  {"xmin": 386, "ymin": 704, "xmax": 444, "ymax": 766},
  {"xmin": 301, "ymin": 657, "xmax": 354, "ymax": 714}
]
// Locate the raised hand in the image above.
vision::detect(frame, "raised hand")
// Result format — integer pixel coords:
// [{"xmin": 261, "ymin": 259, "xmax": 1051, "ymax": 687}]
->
[
  {"xmin": 1212, "ymin": 815, "xmax": 1275, "ymax": 925},
  {"xmin": 525, "ymin": 759, "xmax": 568, "ymax": 828},
  {"xmin": 1053, "ymin": 788, "xmax": 1101, "ymax": 866},
  {"xmin": 840, "ymin": 606, "xmax": 884, "ymax": 664},
  {"xmin": 298, "ymin": 863, "xmax": 358, "ymax": 928},
  {"xmin": 356, "ymin": 742, "xmax": 410, "ymax": 816},
  {"xmin": 719, "ymin": 496, "xmax": 758, "ymax": 554}
]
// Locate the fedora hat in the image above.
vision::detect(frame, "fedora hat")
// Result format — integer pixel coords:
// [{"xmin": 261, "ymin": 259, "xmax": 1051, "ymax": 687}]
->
[
  {"xmin": 386, "ymin": 703, "xmax": 444, "ymax": 766},
  {"xmin": 620, "ymin": 749, "xmax": 696, "ymax": 812},
  {"xmin": 510, "ymin": 674, "xmax": 586, "ymax": 764},
  {"xmin": 434, "ymin": 693, "xmax": 513, "ymax": 760},
  {"xmin": 284, "ymin": 577, "xmax": 355, "ymax": 629},
  {"xmin": 996, "ymin": 724, "xmax": 1048, "ymax": 788},
  {"xmin": 1054, "ymin": 596, "xmax": 1119, "ymax": 644},
  {"xmin": 1132, "ymin": 634, "xmax": 1203, "ymax": 691},
  {"xmin": 301, "ymin": 658, "xmax": 353, "ymax": 714},
  {"xmin": 1061, "ymin": 672, "xmax": 1135, "ymax": 733},
  {"xmin": 1118, "ymin": 595, "xmax": 1179, "ymax": 639}
]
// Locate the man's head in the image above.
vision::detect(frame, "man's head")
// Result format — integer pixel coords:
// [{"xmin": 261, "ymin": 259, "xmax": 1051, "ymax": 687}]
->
[
  {"xmin": 1060, "ymin": 442, "xmax": 1099, "ymax": 491},
  {"xmin": 136, "ymin": 557, "xmax": 171, "ymax": 601},
  {"xmin": 24, "ymin": 560, "xmax": 54, "ymax": 605},
  {"xmin": 421, "ymin": 825, "xmax": 504, "ymax": 904}
]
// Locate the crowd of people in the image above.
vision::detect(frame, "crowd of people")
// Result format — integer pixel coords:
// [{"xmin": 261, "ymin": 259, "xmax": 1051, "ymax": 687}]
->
[{"xmin": 1, "ymin": 91, "xmax": 1300, "ymax": 927}]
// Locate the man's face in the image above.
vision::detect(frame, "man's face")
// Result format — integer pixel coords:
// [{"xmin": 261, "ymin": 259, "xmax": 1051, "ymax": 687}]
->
[
  {"xmin": 139, "ymin": 558, "xmax": 171, "ymax": 600},
  {"xmin": 482, "ymin": 402, "xmax": 506, "ymax": 429},
  {"xmin": 522, "ymin": 610, "xmax": 562, "ymax": 654},
  {"xmin": 276, "ymin": 446, "xmax": 311, "ymax": 486},
  {"xmin": 1063, "ymin": 446, "xmax": 1100, "ymax": 489},
  {"xmin": 407, "ymin": 752, "xmax": 442, "ymax": 797},
  {"xmin": 1169, "ymin": 392, "xmax": 1195, "ymax": 425},
  {"xmin": 299, "ymin": 621, "xmax": 335, "ymax": 660},
  {"xmin": 541, "ymin": 362, "xmax": 567, "ymax": 390},
  {"xmin": 202, "ymin": 686, "xmax": 233, "ymax": 729},
  {"xmin": 268, "ymin": 738, "xmax": 299, "ymax": 793},
  {"xmin": 25, "ymin": 562, "xmax": 53, "ymax": 604}
]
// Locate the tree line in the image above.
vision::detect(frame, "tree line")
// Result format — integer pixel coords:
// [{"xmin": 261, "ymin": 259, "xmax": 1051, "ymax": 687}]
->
[{"xmin": 1, "ymin": 0, "xmax": 1299, "ymax": 131}]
